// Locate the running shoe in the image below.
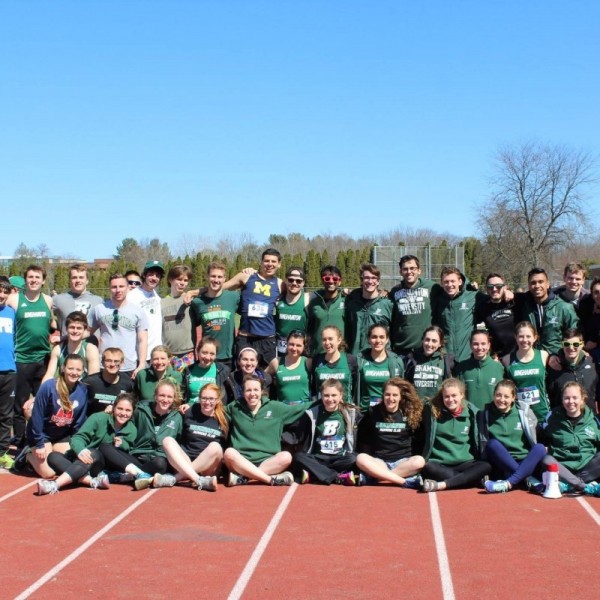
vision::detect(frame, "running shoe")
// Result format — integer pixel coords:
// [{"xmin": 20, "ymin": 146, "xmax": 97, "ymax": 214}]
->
[
  {"xmin": 197, "ymin": 475, "xmax": 218, "ymax": 492},
  {"xmin": 106, "ymin": 471, "xmax": 135, "ymax": 484},
  {"xmin": 134, "ymin": 472, "xmax": 154, "ymax": 490},
  {"xmin": 403, "ymin": 475, "xmax": 423, "ymax": 489},
  {"xmin": 271, "ymin": 471, "xmax": 294, "ymax": 486},
  {"xmin": 485, "ymin": 480, "xmax": 511, "ymax": 494},
  {"xmin": 153, "ymin": 473, "xmax": 177, "ymax": 488},
  {"xmin": 228, "ymin": 472, "xmax": 249, "ymax": 487},
  {"xmin": 525, "ymin": 476, "xmax": 544, "ymax": 495},
  {"xmin": 584, "ymin": 482, "xmax": 600, "ymax": 497},
  {"xmin": 90, "ymin": 473, "xmax": 110, "ymax": 490},
  {"xmin": 300, "ymin": 470, "xmax": 310, "ymax": 484},
  {"xmin": 0, "ymin": 452, "xmax": 14, "ymax": 470},
  {"xmin": 37, "ymin": 479, "xmax": 59, "ymax": 496},
  {"xmin": 336, "ymin": 471, "xmax": 358, "ymax": 486},
  {"xmin": 422, "ymin": 479, "xmax": 440, "ymax": 493}
]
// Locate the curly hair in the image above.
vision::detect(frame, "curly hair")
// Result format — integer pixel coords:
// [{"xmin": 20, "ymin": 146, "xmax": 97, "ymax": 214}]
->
[{"xmin": 383, "ymin": 377, "xmax": 423, "ymax": 430}]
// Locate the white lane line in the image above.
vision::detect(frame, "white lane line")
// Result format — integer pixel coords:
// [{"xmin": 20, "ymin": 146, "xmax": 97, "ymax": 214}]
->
[
  {"xmin": 228, "ymin": 483, "xmax": 298, "ymax": 600},
  {"xmin": 428, "ymin": 493, "xmax": 456, "ymax": 600},
  {"xmin": 576, "ymin": 497, "xmax": 600, "ymax": 527},
  {"xmin": 0, "ymin": 480, "xmax": 37, "ymax": 504},
  {"xmin": 15, "ymin": 489, "xmax": 158, "ymax": 600}
]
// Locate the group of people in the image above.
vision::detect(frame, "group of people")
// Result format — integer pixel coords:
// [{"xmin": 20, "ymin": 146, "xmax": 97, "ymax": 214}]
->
[{"xmin": 0, "ymin": 250, "xmax": 599, "ymax": 498}]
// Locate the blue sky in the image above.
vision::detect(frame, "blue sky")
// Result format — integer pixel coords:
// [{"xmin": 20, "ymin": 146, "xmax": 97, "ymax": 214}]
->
[{"xmin": 1, "ymin": 1, "xmax": 598, "ymax": 260}]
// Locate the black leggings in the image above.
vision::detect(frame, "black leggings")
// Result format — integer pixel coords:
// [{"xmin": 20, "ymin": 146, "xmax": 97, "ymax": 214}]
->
[
  {"xmin": 293, "ymin": 452, "xmax": 357, "ymax": 485},
  {"xmin": 47, "ymin": 449, "xmax": 105, "ymax": 482},
  {"xmin": 99, "ymin": 443, "xmax": 168, "ymax": 475},
  {"xmin": 422, "ymin": 460, "xmax": 491, "ymax": 490}
]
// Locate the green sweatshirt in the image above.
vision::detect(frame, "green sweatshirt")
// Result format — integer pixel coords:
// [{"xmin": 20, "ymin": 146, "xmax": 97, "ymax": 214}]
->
[
  {"xmin": 485, "ymin": 403, "xmax": 530, "ymax": 460},
  {"xmin": 455, "ymin": 355, "xmax": 505, "ymax": 411},
  {"xmin": 542, "ymin": 406, "xmax": 600, "ymax": 472},
  {"xmin": 343, "ymin": 289, "xmax": 392, "ymax": 356},
  {"xmin": 132, "ymin": 400, "xmax": 183, "ymax": 458},
  {"xmin": 70, "ymin": 412, "xmax": 137, "ymax": 454},
  {"xmin": 306, "ymin": 290, "xmax": 346, "ymax": 355},
  {"xmin": 226, "ymin": 397, "xmax": 309, "ymax": 464}
]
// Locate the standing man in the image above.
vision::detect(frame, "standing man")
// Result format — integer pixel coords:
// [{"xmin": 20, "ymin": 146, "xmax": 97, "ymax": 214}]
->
[
  {"xmin": 161, "ymin": 265, "xmax": 195, "ymax": 368},
  {"xmin": 276, "ymin": 266, "xmax": 313, "ymax": 355},
  {"xmin": 0, "ymin": 278, "xmax": 16, "ymax": 468},
  {"xmin": 515, "ymin": 267, "xmax": 579, "ymax": 354},
  {"xmin": 128, "ymin": 260, "xmax": 164, "ymax": 361},
  {"xmin": 88, "ymin": 273, "xmax": 148, "ymax": 378},
  {"xmin": 474, "ymin": 273, "xmax": 516, "ymax": 358},
  {"xmin": 389, "ymin": 255, "xmax": 438, "ymax": 358},
  {"xmin": 553, "ymin": 262, "xmax": 589, "ymax": 309},
  {"xmin": 52, "ymin": 263, "xmax": 103, "ymax": 335},
  {"xmin": 307, "ymin": 265, "xmax": 346, "ymax": 356},
  {"xmin": 84, "ymin": 347, "xmax": 134, "ymax": 415},
  {"xmin": 222, "ymin": 248, "xmax": 282, "ymax": 367},
  {"xmin": 344, "ymin": 263, "xmax": 392, "ymax": 356},
  {"xmin": 190, "ymin": 261, "xmax": 240, "ymax": 367},
  {"xmin": 7, "ymin": 265, "xmax": 55, "ymax": 448}
]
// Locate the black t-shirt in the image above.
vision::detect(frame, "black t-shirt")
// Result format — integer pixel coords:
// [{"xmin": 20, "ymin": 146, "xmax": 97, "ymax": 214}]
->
[
  {"xmin": 357, "ymin": 404, "xmax": 414, "ymax": 462},
  {"xmin": 84, "ymin": 373, "xmax": 135, "ymax": 415},
  {"xmin": 474, "ymin": 299, "xmax": 516, "ymax": 357},
  {"xmin": 180, "ymin": 404, "xmax": 226, "ymax": 457}
]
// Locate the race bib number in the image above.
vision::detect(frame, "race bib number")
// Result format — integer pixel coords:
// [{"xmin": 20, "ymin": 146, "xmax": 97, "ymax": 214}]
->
[
  {"xmin": 517, "ymin": 386, "xmax": 540, "ymax": 405},
  {"xmin": 248, "ymin": 301, "xmax": 268, "ymax": 318},
  {"xmin": 319, "ymin": 437, "xmax": 344, "ymax": 455}
]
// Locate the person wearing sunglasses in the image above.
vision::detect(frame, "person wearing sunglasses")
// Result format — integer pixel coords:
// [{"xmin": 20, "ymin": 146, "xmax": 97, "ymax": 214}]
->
[
  {"xmin": 546, "ymin": 328, "xmax": 598, "ymax": 414},
  {"xmin": 474, "ymin": 273, "xmax": 516, "ymax": 358},
  {"xmin": 88, "ymin": 273, "xmax": 148, "ymax": 379},
  {"xmin": 275, "ymin": 267, "xmax": 313, "ymax": 356},
  {"xmin": 125, "ymin": 270, "xmax": 143, "ymax": 289},
  {"xmin": 307, "ymin": 265, "xmax": 346, "ymax": 356}
]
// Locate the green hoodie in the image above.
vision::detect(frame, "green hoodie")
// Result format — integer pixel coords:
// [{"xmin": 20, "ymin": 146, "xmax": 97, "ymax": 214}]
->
[
  {"xmin": 226, "ymin": 397, "xmax": 309, "ymax": 464},
  {"xmin": 70, "ymin": 412, "xmax": 137, "ymax": 454},
  {"xmin": 542, "ymin": 406, "xmax": 600, "ymax": 472},
  {"xmin": 455, "ymin": 355, "xmax": 505, "ymax": 410},
  {"xmin": 343, "ymin": 289, "xmax": 392, "ymax": 356},
  {"xmin": 132, "ymin": 400, "xmax": 182, "ymax": 458},
  {"xmin": 306, "ymin": 290, "xmax": 346, "ymax": 355},
  {"xmin": 135, "ymin": 367, "xmax": 184, "ymax": 402}
]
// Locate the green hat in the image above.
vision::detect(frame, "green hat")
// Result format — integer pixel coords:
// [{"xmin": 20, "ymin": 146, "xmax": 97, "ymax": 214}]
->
[
  {"xmin": 143, "ymin": 260, "xmax": 165, "ymax": 275},
  {"xmin": 9, "ymin": 275, "xmax": 25, "ymax": 290}
]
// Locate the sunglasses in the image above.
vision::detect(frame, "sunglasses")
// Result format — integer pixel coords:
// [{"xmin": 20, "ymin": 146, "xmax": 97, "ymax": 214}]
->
[
  {"xmin": 322, "ymin": 275, "xmax": 341, "ymax": 283},
  {"xmin": 486, "ymin": 283, "xmax": 505, "ymax": 290},
  {"xmin": 562, "ymin": 341, "xmax": 583, "ymax": 349},
  {"xmin": 127, "ymin": 280, "xmax": 142, "ymax": 287},
  {"xmin": 287, "ymin": 277, "xmax": 304, "ymax": 284},
  {"xmin": 111, "ymin": 309, "xmax": 119, "ymax": 331}
]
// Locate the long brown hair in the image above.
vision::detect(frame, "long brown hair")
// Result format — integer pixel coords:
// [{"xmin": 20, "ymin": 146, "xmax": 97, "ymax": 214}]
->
[
  {"xmin": 382, "ymin": 377, "xmax": 423, "ymax": 430},
  {"xmin": 56, "ymin": 355, "xmax": 84, "ymax": 412},
  {"xmin": 199, "ymin": 383, "xmax": 229, "ymax": 436},
  {"xmin": 430, "ymin": 378, "xmax": 466, "ymax": 420}
]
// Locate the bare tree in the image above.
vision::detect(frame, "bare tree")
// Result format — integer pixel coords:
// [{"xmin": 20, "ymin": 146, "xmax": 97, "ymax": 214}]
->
[{"xmin": 478, "ymin": 142, "xmax": 596, "ymax": 275}]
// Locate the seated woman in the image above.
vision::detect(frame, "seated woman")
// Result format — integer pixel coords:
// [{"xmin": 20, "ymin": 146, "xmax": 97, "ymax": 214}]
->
[
  {"xmin": 135, "ymin": 345, "xmax": 183, "ymax": 401},
  {"xmin": 293, "ymin": 379, "xmax": 359, "ymax": 485},
  {"xmin": 42, "ymin": 311, "xmax": 100, "ymax": 382},
  {"xmin": 478, "ymin": 380, "xmax": 546, "ymax": 493},
  {"xmin": 37, "ymin": 393, "xmax": 137, "ymax": 495},
  {"xmin": 356, "ymin": 325, "xmax": 405, "ymax": 413},
  {"xmin": 224, "ymin": 375, "xmax": 309, "ymax": 486},
  {"xmin": 546, "ymin": 328, "xmax": 598, "ymax": 414},
  {"xmin": 420, "ymin": 378, "xmax": 491, "ymax": 492},
  {"xmin": 25, "ymin": 354, "xmax": 88, "ymax": 478},
  {"xmin": 539, "ymin": 381, "xmax": 600, "ymax": 495},
  {"xmin": 404, "ymin": 326, "xmax": 452, "ymax": 402},
  {"xmin": 186, "ymin": 337, "xmax": 230, "ymax": 403},
  {"xmin": 356, "ymin": 377, "xmax": 425, "ymax": 487},
  {"xmin": 99, "ymin": 380, "xmax": 183, "ymax": 489},
  {"xmin": 154, "ymin": 383, "xmax": 226, "ymax": 492},
  {"xmin": 224, "ymin": 347, "xmax": 272, "ymax": 403}
]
